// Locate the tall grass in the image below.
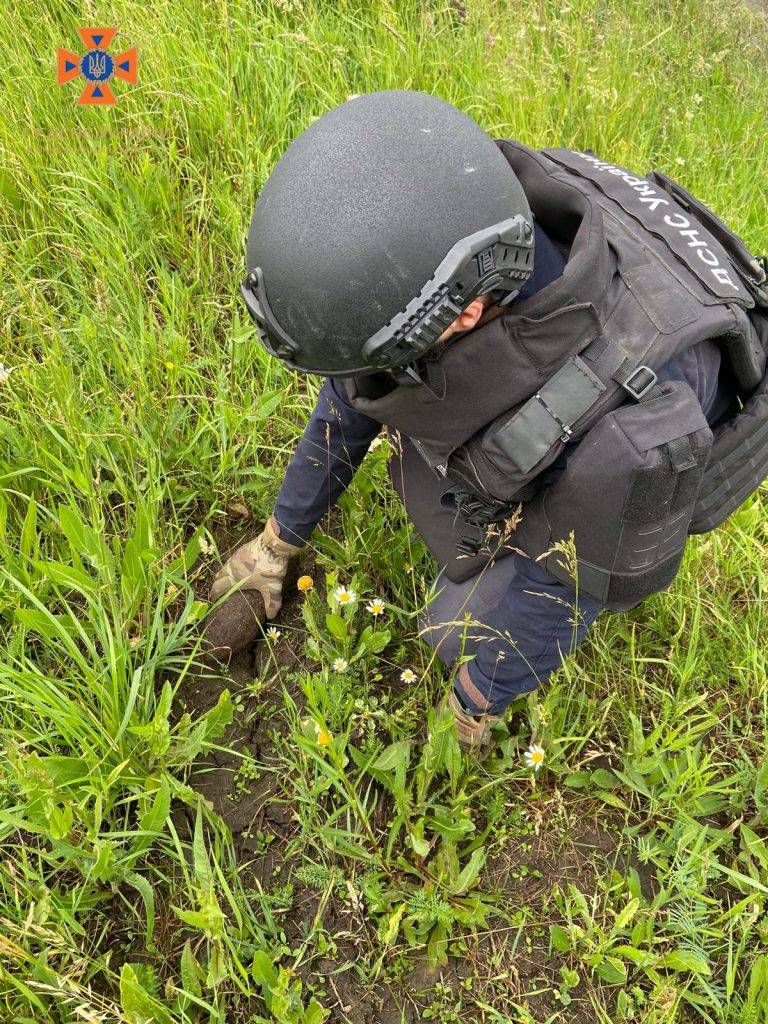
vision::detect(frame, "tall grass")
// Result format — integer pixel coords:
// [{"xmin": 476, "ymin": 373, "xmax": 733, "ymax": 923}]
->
[{"xmin": 1, "ymin": 0, "xmax": 767, "ymax": 1020}]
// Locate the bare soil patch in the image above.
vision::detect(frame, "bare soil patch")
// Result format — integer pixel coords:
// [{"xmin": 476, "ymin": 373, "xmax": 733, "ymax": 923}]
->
[{"xmin": 169, "ymin": 529, "xmax": 632, "ymax": 1020}]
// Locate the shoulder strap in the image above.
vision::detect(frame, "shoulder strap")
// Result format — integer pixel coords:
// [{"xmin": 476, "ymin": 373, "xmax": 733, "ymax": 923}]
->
[
  {"xmin": 486, "ymin": 335, "xmax": 660, "ymax": 474},
  {"xmin": 647, "ymin": 170, "xmax": 768, "ymax": 305}
]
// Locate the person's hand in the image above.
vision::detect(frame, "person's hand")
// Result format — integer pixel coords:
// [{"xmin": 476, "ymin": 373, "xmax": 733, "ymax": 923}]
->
[{"xmin": 210, "ymin": 516, "xmax": 302, "ymax": 619}]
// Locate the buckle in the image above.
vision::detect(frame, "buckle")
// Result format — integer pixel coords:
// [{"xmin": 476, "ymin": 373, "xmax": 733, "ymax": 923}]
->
[
  {"xmin": 622, "ymin": 365, "xmax": 658, "ymax": 401},
  {"xmin": 750, "ymin": 257, "xmax": 768, "ymax": 307}
]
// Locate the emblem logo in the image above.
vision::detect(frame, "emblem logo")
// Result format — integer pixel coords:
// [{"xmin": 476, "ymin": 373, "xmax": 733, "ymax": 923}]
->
[{"xmin": 57, "ymin": 28, "xmax": 138, "ymax": 105}]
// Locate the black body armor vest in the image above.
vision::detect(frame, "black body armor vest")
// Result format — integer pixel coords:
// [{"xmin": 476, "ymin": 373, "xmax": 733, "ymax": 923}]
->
[{"xmin": 344, "ymin": 143, "xmax": 768, "ymax": 610}]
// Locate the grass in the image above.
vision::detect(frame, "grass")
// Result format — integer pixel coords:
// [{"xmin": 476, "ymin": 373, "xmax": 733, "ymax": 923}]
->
[{"xmin": 1, "ymin": 0, "xmax": 768, "ymax": 1020}]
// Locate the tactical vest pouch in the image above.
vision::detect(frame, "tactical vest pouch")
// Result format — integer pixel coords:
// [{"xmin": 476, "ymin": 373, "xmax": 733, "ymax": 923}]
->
[
  {"xmin": 690, "ymin": 360, "xmax": 768, "ymax": 533},
  {"xmin": 513, "ymin": 381, "xmax": 713, "ymax": 611}
]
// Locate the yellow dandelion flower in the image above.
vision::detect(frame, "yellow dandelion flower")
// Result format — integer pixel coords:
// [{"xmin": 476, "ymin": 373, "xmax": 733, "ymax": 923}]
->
[
  {"xmin": 297, "ymin": 575, "xmax": 314, "ymax": 592},
  {"xmin": 317, "ymin": 728, "xmax": 333, "ymax": 747},
  {"xmin": 164, "ymin": 361, "xmax": 175, "ymax": 371}
]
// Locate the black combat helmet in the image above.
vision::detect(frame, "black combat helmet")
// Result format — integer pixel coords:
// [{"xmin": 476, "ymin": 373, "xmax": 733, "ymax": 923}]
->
[{"xmin": 242, "ymin": 90, "xmax": 534, "ymax": 377}]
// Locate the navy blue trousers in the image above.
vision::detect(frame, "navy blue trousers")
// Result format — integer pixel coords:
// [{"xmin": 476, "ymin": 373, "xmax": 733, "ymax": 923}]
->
[{"xmin": 419, "ymin": 550, "xmax": 603, "ymax": 714}]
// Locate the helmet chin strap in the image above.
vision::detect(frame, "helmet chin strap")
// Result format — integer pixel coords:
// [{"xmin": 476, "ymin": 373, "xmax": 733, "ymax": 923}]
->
[{"xmin": 496, "ymin": 286, "xmax": 521, "ymax": 307}]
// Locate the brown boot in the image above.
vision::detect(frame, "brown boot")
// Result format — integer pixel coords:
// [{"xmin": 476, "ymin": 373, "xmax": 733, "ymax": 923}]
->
[{"xmin": 444, "ymin": 690, "xmax": 502, "ymax": 757}]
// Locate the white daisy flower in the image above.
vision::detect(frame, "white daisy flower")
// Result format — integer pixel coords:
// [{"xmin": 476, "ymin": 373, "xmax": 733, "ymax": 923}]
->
[
  {"xmin": 266, "ymin": 626, "xmax": 281, "ymax": 641},
  {"xmin": 400, "ymin": 668, "xmax": 417, "ymax": 684},
  {"xmin": 333, "ymin": 586, "xmax": 357, "ymax": 606},
  {"xmin": 332, "ymin": 657, "xmax": 348, "ymax": 673},
  {"xmin": 0, "ymin": 364, "xmax": 13, "ymax": 383},
  {"xmin": 524, "ymin": 743, "xmax": 545, "ymax": 771},
  {"xmin": 366, "ymin": 597, "xmax": 386, "ymax": 616}
]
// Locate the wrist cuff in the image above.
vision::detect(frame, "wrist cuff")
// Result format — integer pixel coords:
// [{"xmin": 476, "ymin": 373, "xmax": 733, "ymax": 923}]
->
[{"xmin": 265, "ymin": 516, "xmax": 304, "ymax": 555}]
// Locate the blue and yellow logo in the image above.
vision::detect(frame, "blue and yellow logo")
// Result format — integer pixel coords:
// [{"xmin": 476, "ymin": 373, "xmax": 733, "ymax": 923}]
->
[{"xmin": 57, "ymin": 28, "xmax": 137, "ymax": 105}]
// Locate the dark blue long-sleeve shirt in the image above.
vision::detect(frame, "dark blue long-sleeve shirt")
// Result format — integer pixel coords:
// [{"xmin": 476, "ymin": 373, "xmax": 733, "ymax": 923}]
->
[{"xmin": 273, "ymin": 223, "xmax": 728, "ymax": 545}]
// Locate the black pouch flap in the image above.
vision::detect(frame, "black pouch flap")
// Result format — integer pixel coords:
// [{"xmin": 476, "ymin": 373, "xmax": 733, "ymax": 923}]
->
[
  {"xmin": 486, "ymin": 354, "xmax": 606, "ymax": 474},
  {"xmin": 513, "ymin": 381, "xmax": 713, "ymax": 610}
]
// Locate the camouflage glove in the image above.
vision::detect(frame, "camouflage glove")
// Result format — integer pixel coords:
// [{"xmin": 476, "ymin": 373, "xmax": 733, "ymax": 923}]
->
[{"xmin": 210, "ymin": 516, "xmax": 302, "ymax": 619}]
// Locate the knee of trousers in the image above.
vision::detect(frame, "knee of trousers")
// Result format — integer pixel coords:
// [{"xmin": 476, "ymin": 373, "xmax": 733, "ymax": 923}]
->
[
  {"xmin": 418, "ymin": 603, "xmax": 466, "ymax": 667},
  {"xmin": 418, "ymin": 559, "xmax": 520, "ymax": 667}
]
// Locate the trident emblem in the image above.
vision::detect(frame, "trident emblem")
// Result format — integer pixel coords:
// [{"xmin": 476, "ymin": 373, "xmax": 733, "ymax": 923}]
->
[
  {"xmin": 85, "ymin": 52, "xmax": 108, "ymax": 80},
  {"xmin": 57, "ymin": 28, "xmax": 138, "ymax": 106}
]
